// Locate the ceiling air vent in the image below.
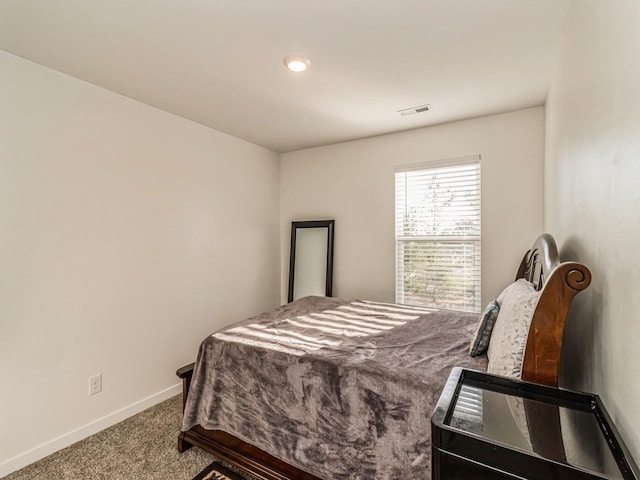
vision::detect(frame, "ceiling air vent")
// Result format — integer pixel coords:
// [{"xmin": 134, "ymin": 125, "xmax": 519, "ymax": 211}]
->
[{"xmin": 398, "ymin": 104, "xmax": 431, "ymax": 117}]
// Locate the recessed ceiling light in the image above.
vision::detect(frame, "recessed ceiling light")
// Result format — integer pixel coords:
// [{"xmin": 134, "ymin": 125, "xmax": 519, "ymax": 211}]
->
[{"xmin": 283, "ymin": 55, "xmax": 310, "ymax": 73}]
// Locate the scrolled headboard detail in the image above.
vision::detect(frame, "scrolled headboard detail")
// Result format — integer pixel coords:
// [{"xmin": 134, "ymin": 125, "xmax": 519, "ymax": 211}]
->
[
  {"xmin": 565, "ymin": 266, "xmax": 591, "ymax": 291},
  {"xmin": 516, "ymin": 234, "xmax": 591, "ymax": 386}
]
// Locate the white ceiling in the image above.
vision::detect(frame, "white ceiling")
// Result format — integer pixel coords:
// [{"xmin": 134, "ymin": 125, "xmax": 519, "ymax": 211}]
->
[{"xmin": 0, "ymin": 0, "xmax": 571, "ymax": 153}]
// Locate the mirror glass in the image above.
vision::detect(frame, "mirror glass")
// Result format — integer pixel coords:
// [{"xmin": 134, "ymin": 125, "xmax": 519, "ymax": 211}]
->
[{"xmin": 288, "ymin": 220, "xmax": 334, "ymax": 302}]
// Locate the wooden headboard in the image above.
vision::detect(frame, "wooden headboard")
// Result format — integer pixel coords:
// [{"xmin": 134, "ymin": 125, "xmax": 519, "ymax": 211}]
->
[{"xmin": 517, "ymin": 233, "xmax": 591, "ymax": 386}]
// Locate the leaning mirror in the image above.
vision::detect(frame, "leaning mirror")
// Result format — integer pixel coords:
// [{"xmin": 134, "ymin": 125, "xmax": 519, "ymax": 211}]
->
[{"xmin": 288, "ymin": 220, "xmax": 335, "ymax": 303}]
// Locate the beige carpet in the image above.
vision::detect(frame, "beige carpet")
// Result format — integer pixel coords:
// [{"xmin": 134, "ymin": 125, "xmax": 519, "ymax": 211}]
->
[{"xmin": 3, "ymin": 395, "xmax": 214, "ymax": 480}]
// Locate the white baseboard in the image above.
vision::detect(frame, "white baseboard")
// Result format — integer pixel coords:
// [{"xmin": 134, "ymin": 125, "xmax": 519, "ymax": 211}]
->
[{"xmin": 0, "ymin": 383, "xmax": 182, "ymax": 478}]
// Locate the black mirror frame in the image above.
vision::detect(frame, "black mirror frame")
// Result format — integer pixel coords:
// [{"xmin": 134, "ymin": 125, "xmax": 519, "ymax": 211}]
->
[{"xmin": 287, "ymin": 220, "xmax": 335, "ymax": 303}]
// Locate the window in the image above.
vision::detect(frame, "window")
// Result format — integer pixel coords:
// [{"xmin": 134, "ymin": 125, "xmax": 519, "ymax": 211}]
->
[{"xmin": 395, "ymin": 158, "xmax": 481, "ymax": 312}]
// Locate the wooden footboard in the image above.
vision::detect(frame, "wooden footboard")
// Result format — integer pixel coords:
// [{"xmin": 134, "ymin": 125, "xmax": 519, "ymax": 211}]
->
[
  {"xmin": 176, "ymin": 363, "xmax": 195, "ymax": 454},
  {"xmin": 177, "ymin": 364, "xmax": 321, "ymax": 480}
]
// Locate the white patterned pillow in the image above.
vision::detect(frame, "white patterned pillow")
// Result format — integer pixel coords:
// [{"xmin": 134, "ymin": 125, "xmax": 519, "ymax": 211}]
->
[
  {"xmin": 487, "ymin": 279, "xmax": 541, "ymax": 378},
  {"xmin": 469, "ymin": 300, "xmax": 500, "ymax": 357}
]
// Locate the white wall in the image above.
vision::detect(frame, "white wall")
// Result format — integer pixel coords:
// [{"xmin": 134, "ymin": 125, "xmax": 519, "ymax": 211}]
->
[
  {"xmin": 280, "ymin": 107, "xmax": 544, "ymax": 307},
  {"xmin": 0, "ymin": 51, "xmax": 280, "ymax": 476},
  {"xmin": 545, "ymin": 0, "xmax": 640, "ymax": 461}
]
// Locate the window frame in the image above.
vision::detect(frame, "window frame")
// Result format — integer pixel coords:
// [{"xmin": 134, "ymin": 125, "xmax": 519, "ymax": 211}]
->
[{"xmin": 394, "ymin": 156, "xmax": 481, "ymax": 313}]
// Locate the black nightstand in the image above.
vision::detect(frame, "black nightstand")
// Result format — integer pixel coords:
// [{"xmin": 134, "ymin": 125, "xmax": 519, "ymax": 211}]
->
[{"xmin": 431, "ymin": 368, "xmax": 640, "ymax": 480}]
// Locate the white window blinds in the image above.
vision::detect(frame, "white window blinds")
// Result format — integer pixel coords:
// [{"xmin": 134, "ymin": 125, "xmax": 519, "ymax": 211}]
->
[{"xmin": 395, "ymin": 158, "xmax": 481, "ymax": 313}]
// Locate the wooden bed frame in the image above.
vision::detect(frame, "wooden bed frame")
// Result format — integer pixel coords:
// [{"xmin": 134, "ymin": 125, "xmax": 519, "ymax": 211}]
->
[{"xmin": 176, "ymin": 233, "xmax": 591, "ymax": 480}]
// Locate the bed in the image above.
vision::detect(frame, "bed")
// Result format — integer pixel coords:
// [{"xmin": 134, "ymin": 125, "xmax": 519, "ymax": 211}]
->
[{"xmin": 176, "ymin": 233, "xmax": 591, "ymax": 479}]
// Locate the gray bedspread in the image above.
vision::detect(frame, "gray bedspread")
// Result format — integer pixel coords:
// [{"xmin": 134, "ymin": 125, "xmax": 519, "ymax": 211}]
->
[{"xmin": 182, "ymin": 296, "xmax": 488, "ymax": 479}]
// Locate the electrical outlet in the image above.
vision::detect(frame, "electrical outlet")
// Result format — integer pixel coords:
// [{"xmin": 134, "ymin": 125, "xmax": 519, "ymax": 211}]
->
[{"xmin": 89, "ymin": 374, "xmax": 102, "ymax": 396}]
